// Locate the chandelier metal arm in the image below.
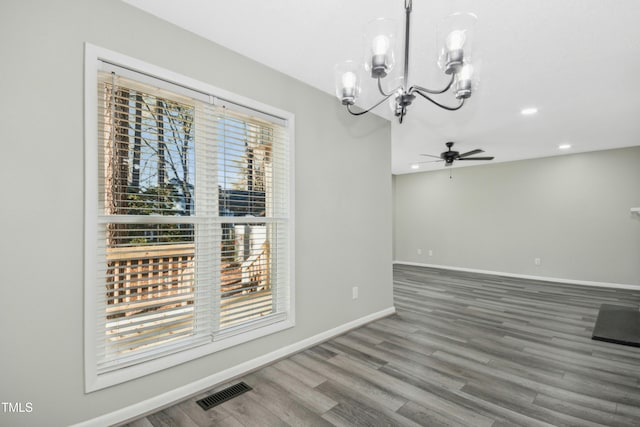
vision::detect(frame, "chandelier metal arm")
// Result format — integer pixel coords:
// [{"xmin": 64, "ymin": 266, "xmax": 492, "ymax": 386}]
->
[
  {"xmin": 409, "ymin": 74, "xmax": 456, "ymax": 95},
  {"xmin": 377, "ymin": 77, "xmax": 401, "ymax": 97},
  {"xmin": 346, "ymin": 93, "xmax": 395, "ymax": 116},
  {"xmin": 412, "ymin": 89, "xmax": 466, "ymax": 111}
]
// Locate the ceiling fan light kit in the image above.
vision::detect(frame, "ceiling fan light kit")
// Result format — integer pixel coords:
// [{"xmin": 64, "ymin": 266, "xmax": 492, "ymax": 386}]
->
[{"xmin": 334, "ymin": 0, "xmax": 477, "ymax": 123}]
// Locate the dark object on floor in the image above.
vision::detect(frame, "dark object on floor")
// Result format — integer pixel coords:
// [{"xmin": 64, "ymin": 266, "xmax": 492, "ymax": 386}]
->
[
  {"xmin": 196, "ymin": 382, "xmax": 252, "ymax": 411},
  {"xmin": 592, "ymin": 304, "xmax": 640, "ymax": 347}
]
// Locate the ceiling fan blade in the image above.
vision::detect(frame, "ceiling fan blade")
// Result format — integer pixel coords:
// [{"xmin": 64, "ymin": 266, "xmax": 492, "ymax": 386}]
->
[
  {"xmin": 415, "ymin": 159, "xmax": 443, "ymax": 164},
  {"xmin": 420, "ymin": 154, "xmax": 442, "ymax": 159},
  {"xmin": 457, "ymin": 156, "xmax": 494, "ymax": 161},
  {"xmin": 458, "ymin": 149, "xmax": 484, "ymax": 158}
]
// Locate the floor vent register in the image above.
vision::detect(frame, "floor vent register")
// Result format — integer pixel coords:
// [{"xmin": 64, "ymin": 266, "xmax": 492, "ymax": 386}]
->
[{"xmin": 196, "ymin": 382, "xmax": 253, "ymax": 411}]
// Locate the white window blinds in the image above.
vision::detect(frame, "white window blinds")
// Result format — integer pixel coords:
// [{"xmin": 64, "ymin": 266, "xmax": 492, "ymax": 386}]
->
[{"xmin": 89, "ymin": 61, "xmax": 292, "ymax": 386}]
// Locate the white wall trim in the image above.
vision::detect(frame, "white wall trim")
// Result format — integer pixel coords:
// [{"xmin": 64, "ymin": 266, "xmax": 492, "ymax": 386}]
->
[
  {"xmin": 71, "ymin": 306, "xmax": 396, "ymax": 427},
  {"xmin": 394, "ymin": 260, "xmax": 640, "ymax": 290}
]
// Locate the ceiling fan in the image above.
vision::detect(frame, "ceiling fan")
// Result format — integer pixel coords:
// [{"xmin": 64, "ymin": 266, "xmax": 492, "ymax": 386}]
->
[{"xmin": 420, "ymin": 141, "xmax": 494, "ymax": 167}]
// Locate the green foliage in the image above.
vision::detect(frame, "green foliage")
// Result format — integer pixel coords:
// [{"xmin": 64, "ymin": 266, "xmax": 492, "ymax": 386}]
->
[
  {"xmin": 126, "ymin": 184, "xmax": 178, "ymax": 216},
  {"xmin": 124, "ymin": 183, "xmax": 193, "ymax": 245}
]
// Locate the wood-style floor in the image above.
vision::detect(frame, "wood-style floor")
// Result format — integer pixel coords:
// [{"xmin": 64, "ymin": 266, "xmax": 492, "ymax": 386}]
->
[{"xmin": 125, "ymin": 265, "xmax": 640, "ymax": 426}]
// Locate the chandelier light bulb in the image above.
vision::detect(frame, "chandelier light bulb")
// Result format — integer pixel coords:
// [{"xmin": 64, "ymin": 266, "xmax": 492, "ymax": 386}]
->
[
  {"xmin": 341, "ymin": 71, "xmax": 357, "ymax": 100},
  {"xmin": 443, "ymin": 30, "xmax": 466, "ymax": 74},
  {"xmin": 455, "ymin": 64, "xmax": 474, "ymax": 99},
  {"xmin": 364, "ymin": 18, "xmax": 396, "ymax": 78},
  {"xmin": 371, "ymin": 34, "xmax": 391, "ymax": 77},
  {"xmin": 438, "ymin": 12, "xmax": 476, "ymax": 75},
  {"xmin": 342, "ymin": 71, "xmax": 357, "ymax": 89},
  {"xmin": 372, "ymin": 34, "xmax": 390, "ymax": 56},
  {"xmin": 334, "ymin": 60, "xmax": 360, "ymax": 105},
  {"xmin": 446, "ymin": 30, "xmax": 466, "ymax": 51},
  {"xmin": 459, "ymin": 63, "xmax": 474, "ymax": 81}
]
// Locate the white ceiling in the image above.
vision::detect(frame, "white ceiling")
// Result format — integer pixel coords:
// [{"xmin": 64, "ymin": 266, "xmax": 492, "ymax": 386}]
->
[{"xmin": 124, "ymin": 0, "xmax": 640, "ymax": 174}]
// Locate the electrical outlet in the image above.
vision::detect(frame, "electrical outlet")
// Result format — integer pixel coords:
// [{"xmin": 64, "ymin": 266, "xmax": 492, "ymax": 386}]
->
[
  {"xmin": 417, "ymin": 248, "xmax": 422, "ymax": 255},
  {"xmin": 534, "ymin": 257, "xmax": 541, "ymax": 266},
  {"xmin": 428, "ymin": 249, "xmax": 433, "ymax": 257},
  {"xmin": 352, "ymin": 286, "xmax": 359, "ymax": 300}
]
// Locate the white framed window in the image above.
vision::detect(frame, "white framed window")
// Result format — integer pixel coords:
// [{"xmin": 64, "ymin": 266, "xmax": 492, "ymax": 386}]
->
[{"xmin": 84, "ymin": 44, "xmax": 295, "ymax": 392}]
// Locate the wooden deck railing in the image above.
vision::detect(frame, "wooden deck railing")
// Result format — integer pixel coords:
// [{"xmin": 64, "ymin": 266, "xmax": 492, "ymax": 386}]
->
[
  {"xmin": 105, "ymin": 242, "xmax": 271, "ymax": 321},
  {"xmin": 106, "ymin": 243, "xmax": 195, "ymax": 319}
]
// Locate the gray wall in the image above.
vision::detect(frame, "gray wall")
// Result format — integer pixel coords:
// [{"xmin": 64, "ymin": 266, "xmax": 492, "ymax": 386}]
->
[
  {"xmin": 394, "ymin": 147, "xmax": 640, "ymax": 285},
  {"xmin": 0, "ymin": 1, "xmax": 393, "ymax": 425}
]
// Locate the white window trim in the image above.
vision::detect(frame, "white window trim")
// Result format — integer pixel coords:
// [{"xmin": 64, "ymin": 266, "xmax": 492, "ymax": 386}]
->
[{"xmin": 84, "ymin": 43, "xmax": 295, "ymax": 392}]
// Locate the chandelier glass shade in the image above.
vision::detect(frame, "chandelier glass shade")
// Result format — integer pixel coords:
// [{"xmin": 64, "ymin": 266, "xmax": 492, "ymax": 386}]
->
[{"xmin": 334, "ymin": 0, "xmax": 478, "ymax": 123}]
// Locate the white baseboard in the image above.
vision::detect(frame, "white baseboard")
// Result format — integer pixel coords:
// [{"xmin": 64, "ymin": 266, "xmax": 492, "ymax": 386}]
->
[
  {"xmin": 393, "ymin": 260, "xmax": 640, "ymax": 291},
  {"xmin": 72, "ymin": 306, "xmax": 396, "ymax": 427}
]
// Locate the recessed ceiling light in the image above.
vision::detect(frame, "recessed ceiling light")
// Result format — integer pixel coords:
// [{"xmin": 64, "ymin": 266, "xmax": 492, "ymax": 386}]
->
[
  {"xmin": 521, "ymin": 107, "xmax": 538, "ymax": 116},
  {"xmin": 411, "ymin": 164, "xmax": 420, "ymax": 170},
  {"xmin": 558, "ymin": 144, "xmax": 571, "ymax": 150}
]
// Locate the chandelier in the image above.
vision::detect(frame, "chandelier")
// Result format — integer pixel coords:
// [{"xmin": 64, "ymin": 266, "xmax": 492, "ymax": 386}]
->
[{"xmin": 334, "ymin": 0, "xmax": 477, "ymax": 123}]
